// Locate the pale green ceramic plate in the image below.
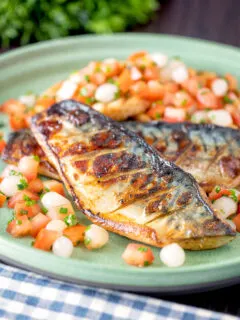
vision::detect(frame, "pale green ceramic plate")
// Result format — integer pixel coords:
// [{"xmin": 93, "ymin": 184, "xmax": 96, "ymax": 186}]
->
[{"xmin": 0, "ymin": 34, "xmax": 240, "ymax": 293}]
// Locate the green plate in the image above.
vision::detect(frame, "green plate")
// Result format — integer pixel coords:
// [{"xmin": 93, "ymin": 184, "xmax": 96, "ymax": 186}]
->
[{"xmin": 0, "ymin": 34, "xmax": 240, "ymax": 293}]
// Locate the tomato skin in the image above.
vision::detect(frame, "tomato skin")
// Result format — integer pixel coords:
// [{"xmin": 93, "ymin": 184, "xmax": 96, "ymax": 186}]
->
[
  {"xmin": 7, "ymin": 216, "xmax": 32, "ymax": 238},
  {"xmin": 233, "ymin": 214, "xmax": 240, "ymax": 232},
  {"xmin": 28, "ymin": 179, "xmax": 44, "ymax": 193},
  {"xmin": 15, "ymin": 202, "xmax": 41, "ymax": 219},
  {"xmin": 209, "ymin": 188, "xmax": 231, "ymax": 201},
  {"xmin": 63, "ymin": 224, "xmax": 86, "ymax": 246},
  {"xmin": 0, "ymin": 193, "xmax": 6, "ymax": 207},
  {"xmin": 122, "ymin": 243, "xmax": 154, "ymax": 267},
  {"xmin": 34, "ymin": 229, "xmax": 60, "ymax": 251},
  {"xmin": 8, "ymin": 191, "xmax": 39, "ymax": 209},
  {"xmin": 30, "ymin": 213, "xmax": 51, "ymax": 237}
]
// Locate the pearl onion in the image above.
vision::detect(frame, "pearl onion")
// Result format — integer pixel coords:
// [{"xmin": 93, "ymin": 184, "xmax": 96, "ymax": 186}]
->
[
  {"xmin": 52, "ymin": 236, "xmax": 73, "ymax": 258},
  {"xmin": 46, "ymin": 220, "xmax": 67, "ymax": 233},
  {"xmin": 160, "ymin": 243, "xmax": 185, "ymax": 267},
  {"xmin": 69, "ymin": 72, "xmax": 82, "ymax": 84},
  {"xmin": 164, "ymin": 107, "xmax": 186, "ymax": 120},
  {"xmin": 211, "ymin": 78, "xmax": 228, "ymax": 97},
  {"xmin": 95, "ymin": 84, "xmax": 118, "ymax": 103},
  {"xmin": 213, "ymin": 196, "xmax": 237, "ymax": 218},
  {"xmin": 208, "ymin": 110, "xmax": 233, "ymax": 127},
  {"xmin": 41, "ymin": 192, "xmax": 70, "ymax": 209},
  {"xmin": 84, "ymin": 224, "xmax": 109, "ymax": 249},
  {"xmin": 56, "ymin": 80, "xmax": 77, "ymax": 101},
  {"xmin": 0, "ymin": 175, "xmax": 26, "ymax": 197},
  {"xmin": 1, "ymin": 165, "xmax": 20, "ymax": 178},
  {"xmin": 171, "ymin": 65, "xmax": 188, "ymax": 83},
  {"xmin": 19, "ymin": 94, "xmax": 36, "ymax": 107},
  {"xmin": 149, "ymin": 53, "xmax": 168, "ymax": 67}
]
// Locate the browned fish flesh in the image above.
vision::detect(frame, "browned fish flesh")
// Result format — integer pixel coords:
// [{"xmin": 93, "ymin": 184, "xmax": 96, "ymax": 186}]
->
[{"xmin": 30, "ymin": 100, "xmax": 235, "ymax": 250}]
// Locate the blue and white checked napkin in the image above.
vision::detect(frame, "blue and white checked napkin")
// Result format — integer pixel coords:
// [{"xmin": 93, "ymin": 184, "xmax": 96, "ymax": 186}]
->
[{"xmin": 0, "ymin": 262, "xmax": 237, "ymax": 320}]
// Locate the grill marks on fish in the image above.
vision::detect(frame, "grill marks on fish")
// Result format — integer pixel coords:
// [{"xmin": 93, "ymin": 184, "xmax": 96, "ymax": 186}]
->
[
  {"xmin": 30, "ymin": 100, "xmax": 235, "ymax": 249},
  {"xmin": 126, "ymin": 121, "xmax": 240, "ymax": 191}
]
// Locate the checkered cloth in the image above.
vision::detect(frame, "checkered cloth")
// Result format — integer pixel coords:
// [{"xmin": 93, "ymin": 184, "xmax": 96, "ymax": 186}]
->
[{"xmin": 0, "ymin": 262, "xmax": 236, "ymax": 320}]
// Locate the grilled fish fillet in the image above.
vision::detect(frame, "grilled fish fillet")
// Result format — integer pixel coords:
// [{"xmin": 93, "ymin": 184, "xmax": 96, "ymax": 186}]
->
[
  {"xmin": 3, "ymin": 121, "xmax": 240, "ymax": 192},
  {"xmin": 30, "ymin": 100, "xmax": 235, "ymax": 250}
]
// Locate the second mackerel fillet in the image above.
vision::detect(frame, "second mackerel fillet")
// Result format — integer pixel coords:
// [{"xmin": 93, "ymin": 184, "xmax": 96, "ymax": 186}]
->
[{"xmin": 31, "ymin": 100, "xmax": 235, "ymax": 250}]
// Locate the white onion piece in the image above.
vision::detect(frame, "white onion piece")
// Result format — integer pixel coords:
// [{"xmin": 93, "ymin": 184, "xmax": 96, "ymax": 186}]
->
[
  {"xmin": 41, "ymin": 192, "xmax": 70, "ymax": 209},
  {"xmin": 208, "ymin": 110, "xmax": 233, "ymax": 127},
  {"xmin": 130, "ymin": 67, "xmax": 142, "ymax": 80},
  {"xmin": 0, "ymin": 175, "xmax": 25, "ymax": 197},
  {"xmin": 92, "ymin": 102, "xmax": 105, "ymax": 113},
  {"xmin": 56, "ymin": 80, "xmax": 77, "ymax": 101},
  {"xmin": 160, "ymin": 243, "xmax": 185, "ymax": 267},
  {"xmin": 46, "ymin": 220, "xmax": 67, "ymax": 233},
  {"xmin": 52, "ymin": 236, "xmax": 73, "ymax": 258},
  {"xmin": 171, "ymin": 65, "xmax": 188, "ymax": 83},
  {"xmin": 213, "ymin": 196, "xmax": 237, "ymax": 218},
  {"xmin": 84, "ymin": 224, "xmax": 109, "ymax": 249},
  {"xmin": 191, "ymin": 111, "xmax": 208, "ymax": 124},
  {"xmin": 19, "ymin": 94, "xmax": 36, "ymax": 107},
  {"xmin": 1, "ymin": 165, "xmax": 20, "ymax": 178},
  {"xmin": 211, "ymin": 78, "xmax": 228, "ymax": 97},
  {"xmin": 149, "ymin": 53, "xmax": 168, "ymax": 67},
  {"xmin": 95, "ymin": 84, "xmax": 118, "ymax": 103}
]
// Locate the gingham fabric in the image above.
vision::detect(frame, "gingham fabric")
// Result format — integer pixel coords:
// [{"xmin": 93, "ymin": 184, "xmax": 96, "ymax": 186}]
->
[{"xmin": 0, "ymin": 263, "xmax": 237, "ymax": 320}]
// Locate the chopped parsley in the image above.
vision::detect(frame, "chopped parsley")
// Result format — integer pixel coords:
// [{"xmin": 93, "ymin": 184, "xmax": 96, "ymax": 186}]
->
[
  {"xmin": 181, "ymin": 99, "xmax": 187, "ymax": 106},
  {"xmin": 85, "ymin": 225, "xmax": 91, "ymax": 232},
  {"xmin": 106, "ymin": 66, "xmax": 112, "ymax": 73},
  {"xmin": 84, "ymin": 238, "xmax": 91, "ymax": 246},
  {"xmin": 223, "ymin": 96, "xmax": 233, "ymax": 104},
  {"xmin": 59, "ymin": 207, "xmax": 68, "ymax": 214},
  {"xmin": 31, "ymin": 241, "xmax": 35, "ymax": 246},
  {"xmin": 16, "ymin": 220, "xmax": 22, "ymax": 225},
  {"xmin": 200, "ymin": 90, "xmax": 208, "ymax": 95},
  {"xmin": 20, "ymin": 209, "xmax": 28, "ymax": 215},
  {"xmin": 155, "ymin": 112, "xmax": 161, "ymax": 119},
  {"xmin": 10, "ymin": 170, "xmax": 21, "ymax": 176},
  {"xmin": 95, "ymin": 67, "xmax": 101, "ymax": 72},
  {"xmin": 85, "ymin": 97, "xmax": 95, "ymax": 105},
  {"xmin": 80, "ymin": 87, "xmax": 88, "ymax": 96},
  {"xmin": 39, "ymin": 187, "xmax": 50, "ymax": 199},
  {"xmin": 64, "ymin": 214, "xmax": 77, "ymax": 227},
  {"xmin": 114, "ymin": 91, "xmax": 120, "ymax": 99},
  {"xmin": 33, "ymin": 155, "xmax": 40, "ymax": 162},
  {"xmin": 139, "ymin": 65, "xmax": 146, "ymax": 71},
  {"xmin": 144, "ymin": 261, "xmax": 150, "ymax": 266},
  {"xmin": 23, "ymin": 195, "xmax": 36, "ymax": 207},
  {"xmin": 17, "ymin": 178, "xmax": 28, "ymax": 190},
  {"xmin": 107, "ymin": 78, "xmax": 115, "ymax": 84},
  {"xmin": 215, "ymin": 186, "xmax": 221, "ymax": 193},
  {"xmin": 230, "ymin": 189, "xmax": 238, "ymax": 202},
  {"xmin": 84, "ymin": 75, "xmax": 90, "ymax": 82},
  {"xmin": 7, "ymin": 217, "xmax": 14, "ymax": 225},
  {"xmin": 138, "ymin": 247, "xmax": 148, "ymax": 252},
  {"xmin": 42, "ymin": 207, "xmax": 48, "ymax": 214}
]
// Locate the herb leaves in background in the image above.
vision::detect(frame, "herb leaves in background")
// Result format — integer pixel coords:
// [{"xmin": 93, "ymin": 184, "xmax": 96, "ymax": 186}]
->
[{"xmin": 0, "ymin": 0, "xmax": 159, "ymax": 47}]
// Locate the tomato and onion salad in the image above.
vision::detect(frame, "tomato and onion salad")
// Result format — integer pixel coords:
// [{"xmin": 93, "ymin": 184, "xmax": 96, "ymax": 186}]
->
[{"xmin": 0, "ymin": 51, "xmax": 239, "ymax": 130}]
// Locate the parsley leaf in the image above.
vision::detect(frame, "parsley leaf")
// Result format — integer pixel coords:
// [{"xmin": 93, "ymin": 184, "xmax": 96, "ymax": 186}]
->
[
  {"xmin": 64, "ymin": 214, "xmax": 77, "ymax": 227},
  {"xmin": 84, "ymin": 238, "xmax": 91, "ymax": 246},
  {"xmin": 223, "ymin": 96, "xmax": 233, "ymax": 104},
  {"xmin": 138, "ymin": 247, "xmax": 148, "ymax": 252},
  {"xmin": 17, "ymin": 178, "xmax": 28, "ymax": 190},
  {"xmin": 23, "ymin": 195, "xmax": 36, "ymax": 207},
  {"xmin": 59, "ymin": 207, "xmax": 68, "ymax": 214},
  {"xmin": 33, "ymin": 155, "xmax": 40, "ymax": 162}
]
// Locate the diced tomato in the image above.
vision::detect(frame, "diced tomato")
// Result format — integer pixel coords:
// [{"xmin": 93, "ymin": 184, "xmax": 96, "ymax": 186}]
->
[
  {"xmin": 9, "ymin": 115, "xmax": 28, "ymax": 131},
  {"xmin": 225, "ymin": 73, "xmax": 238, "ymax": 90},
  {"xmin": 63, "ymin": 224, "xmax": 86, "ymax": 246},
  {"xmin": 181, "ymin": 77, "xmax": 200, "ymax": 96},
  {"xmin": 128, "ymin": 51, "xmax": 147, "ymax": 62},
  {"xmin": 174, "ymin": 91, "xmax": 193, "ymax": 108},
  {"xmin": 143, "ymin": 81, "xmax": 164, "ymax": 101},
  {"xmin": 35, "ymin": 96, "xmax": 56, "ymax": 109},
  {"xmin": 163, "ymin": 82, "xmax": 179, "ymax": 93},
  {"xmin": 233, "ymin": 214, "xmax": 240, "ymax": 232},
  {"xmin": 118, "ymin": 69, "xmax": 133, "ymax": 93},
  {"xmin": 33, "ymin": 229, "xmax": 60, "ymax": 251},
  {"xmin": 0, "ymin": 139, "xmax": 6, "ymax": 154},
  {"xmin": 163, "ymin": 92, "xmax": 175, "ymax": 105},
  {"xmin": 30, "ymin": 213, "xmax": 51, "ymax": 237},
  {"xmin": 18, "ymin": 156, "xmax": 39, "ymax": 181},
  {"xmin": 7, "ymin": 216, "xmax": 32, "ymax": 238},
  {"xmin": 196, "ymin": 88, "xmax": 219, "ymax": 109},
  {"xmin": 8, "ymin": 191, "xmax": 39, "ymax": 209},
  {"xmin": 90, "ymin": 72, "xmax": 106, "ymax": 86},
  {"xmin": 0, "ymin": 99, "xmax": 26, "ymax": 115},
  {"xmin": 143, "ymin": 66, "xmax": 159, "ymax": 81},
  {"xmin": 15, "ymin": 202, "xmax": 41, "ymax": 219},
  {"xmin": 43, "ymin": 180, "xmax": 65, "ymax": 196},
  {"xmin": 28, "ymin": 179, "xmax": 44, "ymax": 193},
  {"xmin": 0, "ymin": 193, "xmax": 6, "ymax": 207},
  {"xmin": 130, "ymin": 81, "xmax": 148, "ymax": 98},
  {"xmin": 209, "ymin": 188, "xmax": 231, "ymax": 201},
  {"xmin": 147, "ymin": 104, "xmax": 165, "ymax": 120},
  {"xmin": 122, "ymin": 243, "xmax": 154, "ymax": 267},
  {"xmin": 101, "ymin": 62, "xmax": 120, "ymax": 78}
]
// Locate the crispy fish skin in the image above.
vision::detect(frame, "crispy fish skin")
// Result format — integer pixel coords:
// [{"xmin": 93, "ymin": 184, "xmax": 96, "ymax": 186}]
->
[
  {"xmin": 125, "ymin": 121, "xmax": 240, "ymax": 192},
  {"xmin": 31, "ymin": 100, "xmax": 235, "ymax": 250},
  {"xmin": 1, "ymin": 129, "xmax": 59, "ymax": 180}
]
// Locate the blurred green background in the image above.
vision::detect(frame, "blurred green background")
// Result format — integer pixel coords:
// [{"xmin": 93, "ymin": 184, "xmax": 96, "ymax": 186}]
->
[{"xmin": 0, "ymin": 0, "xmax": 159, "ymax": 47}]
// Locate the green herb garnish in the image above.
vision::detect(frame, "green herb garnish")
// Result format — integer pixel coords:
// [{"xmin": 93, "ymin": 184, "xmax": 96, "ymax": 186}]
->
[
  {"xmin": 155, "ymin": 112, "xmax": 161, "ymax": 119},
  {"xmin": 85, "ymin": 97, "xmax": 95, "ymax": 105},
  {"xmin": 223, "ymin": 96, "xmax": 233, "ymax": 104},
  {"xmin": 215, "ymin": 186, "xmax": 221, "ymax": 193},
  {"xmin": 33, "ymin": 155, "xmax": 40, "ymax": 162},
  {"xmin": 23, "ymin": 195, "xmax": 36, "ymax": 207},
  {"xmin": 84, "ymin": 75, "xmax": 90, "ymax": 82},
  {"xmin": 84, "ymin": 238, "xmax": 91, "ymax": 246},
  {"xmin": 138, "ymin": 247, "xmax": 148, "ymax": 252},
  {"xmin": 10, "ymin": 170, "xmax": 21, "ymax": 176},
  {"xmin": 42, "ymin": 207, "xmax": 48, "ymax": 214},
  {"xmin": 17, "ymin": 178, "xmax": 28, "ymax": 190},
  {"xmin": 230, "ymin": 189, "xmax": 238, "ymax": 202},
  {"xmin": 64, "ymin": 214, "xmax": 77, "ymax": 227},
  {"xmin": 181, "ymin": 99, "xmax": 187, "ymax": 106},
  {"xmin": 80, "ymin": 87, "xmax": 88, "ymax": 96},
  {"xmin": 144, "ymin": 261, "xmax": 150, "ymax": 266},
  {"xmin": 59, "ymin": 207, "xmax": 68, "ymax": 214},
  {"xmin": 114, "ymin": 91, "xmax": 120, "ymax": 99},
  {"xmin": 16, "ymin": 220, "xmax": 22, "ymax": 225},
  {"xmin": 20, "ymin": 209, "xmax": 28, "ymax": 215}
]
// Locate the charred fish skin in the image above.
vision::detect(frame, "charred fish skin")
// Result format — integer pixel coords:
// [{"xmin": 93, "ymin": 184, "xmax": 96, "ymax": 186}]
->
[
  {"xmin": 1, "ymin": 129, "xmax": 59, "ymax": 180},
  {"xmin": 125, "ymin": 121, "xmax": 240, "ymax": 192},
  {"xmin": 31, "ymin": 100, "xmax": 235, "ymax": 250}
]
